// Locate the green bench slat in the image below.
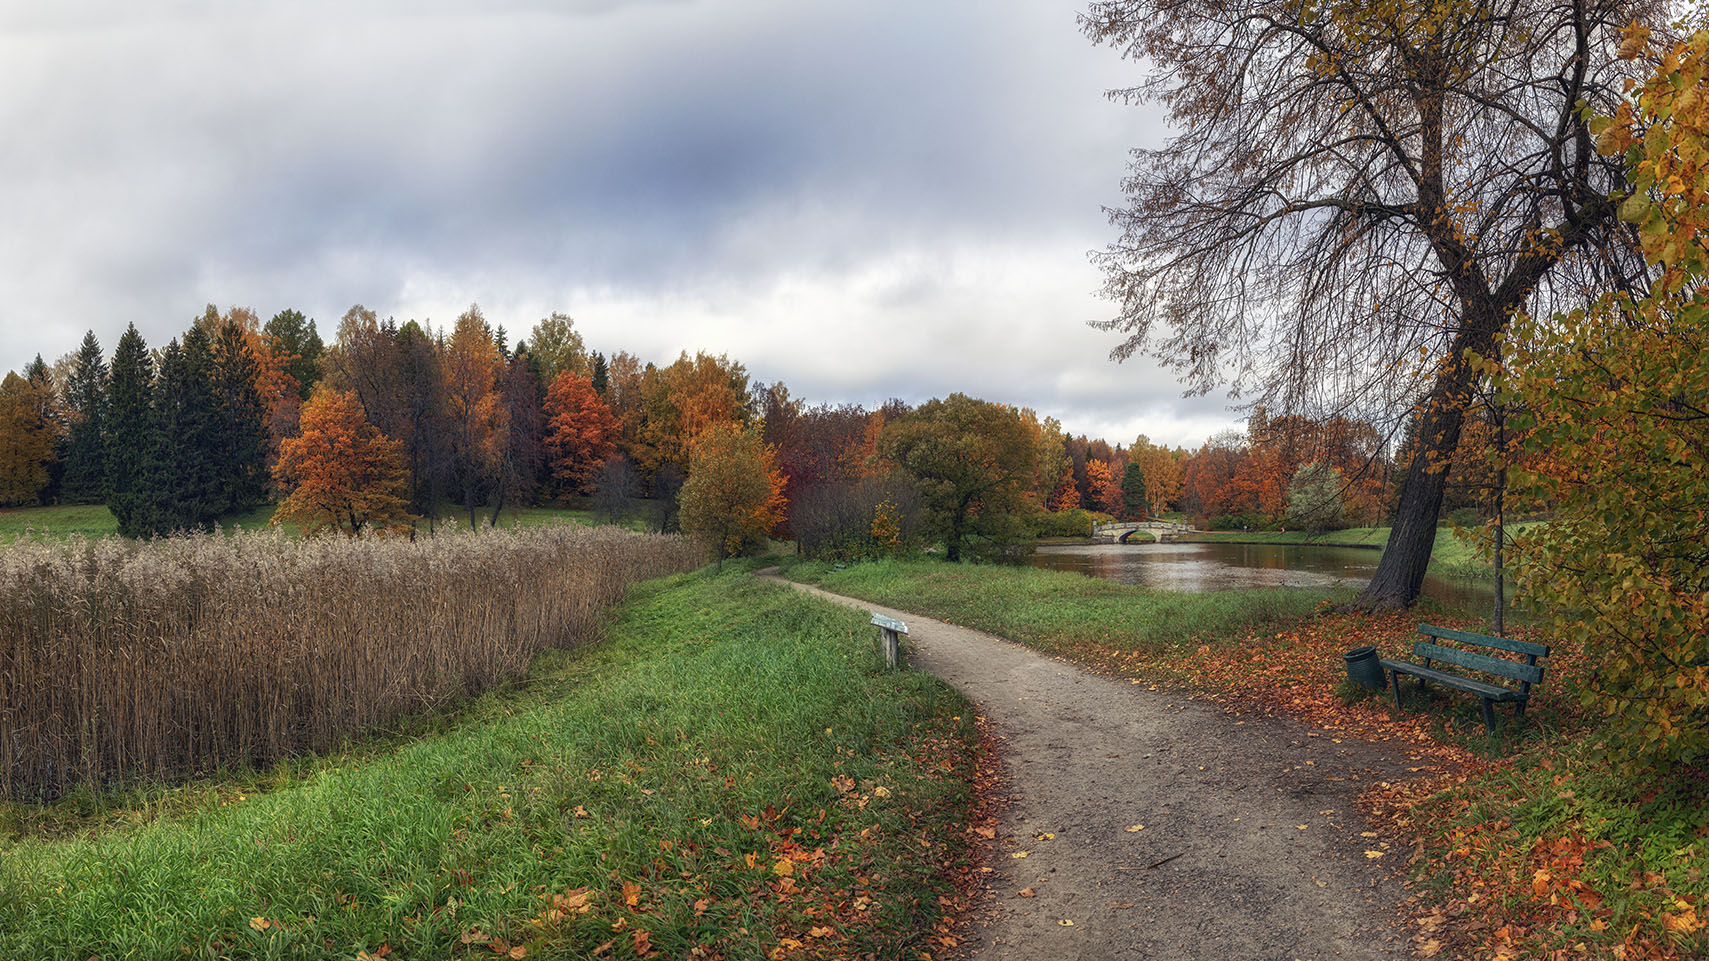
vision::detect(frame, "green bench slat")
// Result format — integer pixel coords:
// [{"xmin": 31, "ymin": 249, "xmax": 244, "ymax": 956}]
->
[
  {"xmin": 870, "ymin": 613, "xmax": 909, "ymax": 634},
  {"xmin": 1419, "ymin": 624, "xmax": 1549, "ymax": 658},
  {"xmin": 1380, "ymin": 659, "xmax": 1525, "ymax": 701},
  {"xmin": 1411, "ymin": 640, "xmax": 1544, "ymax": 685}
]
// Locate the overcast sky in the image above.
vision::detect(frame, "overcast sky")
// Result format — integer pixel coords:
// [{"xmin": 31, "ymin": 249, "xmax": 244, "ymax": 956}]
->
[{"xmin": 0, "ymin": 0, "xmax": 1243, "ymax": 447}]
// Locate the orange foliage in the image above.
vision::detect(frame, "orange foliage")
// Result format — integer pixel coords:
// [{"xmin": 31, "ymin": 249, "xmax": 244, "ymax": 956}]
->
[
  {"xmin": 1046, "ymin": 467, "xmax": 1081, "ymax": 511},
  {"xmin": 1085, "ymin": 459, "xmax": 1122, "ymax": 515},
  {"xmin": 273, "ymin": 389, "xmax": 414, "ymax": 535},
  {"xmin": 544, "ymin": 373, "xmax": 621, "ymax": 496}
]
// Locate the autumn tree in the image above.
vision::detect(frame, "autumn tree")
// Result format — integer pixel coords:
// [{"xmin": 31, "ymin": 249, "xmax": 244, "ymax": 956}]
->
[
  {"xmin": 1129, "ymin": 435, "xmax": 1184, "ymax": 516},
  {"xmin": 635, "ymin": 351, "xmax": 750, "ymax": 477},
  {"xmin": 56, "ymin": 332, "xmax": 108, "ymax": 504},
  {"xmin": 1085, "ymin": 459, "xmax": 1123, "ymax": 516},
  {"xmin": 526, "ymin": 313, "xmax": 588, "ymax": 384},
  {"xmin": 1287, "ymin": 462, "xmax": 1346, "ymax": 533},
  {"xmin": 1084, "ymin": 0, "xmax": 1661, "ymax": 608},
  {"xmin": 489, "ymin": 350, "xmax": 546, "ymax": 523},
  {"xmin": 677, "ymin": 424, "xmax": 785, "ymax": 567},
  {"xmin": 1500, "ymin": 27, "xmax": 1709, "ymax": 769},
  {"xmin": 441, "ymin": 306, "xmax": 508, "ymax": 526},
  {"xmin": 544, "ymin": 372, "xmax": 620, "ymax": 496},
  {"xmin": 881, "ymin": 394, "xmax": 1039, "ymax": 562},
  {"xmin": 0, "ymin": 371, "xmax": 54, "ymax": 506},
  {"xmin": 274, "ymin": 388, "xmax": 414, "ymax": 535},
  {"xmin": 1046, "ymin": 468, "xmax": 1081, "ymax": 511}
]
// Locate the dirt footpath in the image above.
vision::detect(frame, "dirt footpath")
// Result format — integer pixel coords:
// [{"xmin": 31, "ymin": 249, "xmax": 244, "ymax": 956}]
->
[{"xmin": 762, "ymin": 573, "xmax": 1413, "ymax": 961}]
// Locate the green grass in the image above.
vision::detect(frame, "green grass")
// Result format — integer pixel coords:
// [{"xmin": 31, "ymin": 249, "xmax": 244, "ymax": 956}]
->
[
  {"xmin": 0, "ymin": 503, "xmax": 603, "ymax": 543},
  {"xmin": 776, "ymin": 556, "xmax": 1330, "ymax": 661},
  {"xmin": 0, "ymin": 569, "xmax": 978, "ymax": 960}
]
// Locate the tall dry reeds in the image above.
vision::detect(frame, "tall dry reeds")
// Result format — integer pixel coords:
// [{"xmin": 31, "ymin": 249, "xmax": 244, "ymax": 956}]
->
[{"xmin": 0, "ymin": 525, "xmax": 701, "ymax": 801}]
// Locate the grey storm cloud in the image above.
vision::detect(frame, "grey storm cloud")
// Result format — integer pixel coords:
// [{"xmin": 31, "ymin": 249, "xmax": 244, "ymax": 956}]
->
[{"xmin": 0, "ymin": 0, "xmax": 1239, "ymax": 447}]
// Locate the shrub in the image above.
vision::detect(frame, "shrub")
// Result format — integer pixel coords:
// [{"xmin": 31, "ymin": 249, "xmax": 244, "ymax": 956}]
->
[{"xmin": 1034, "ymin": 509, "xmax": 1097, "ymax": 538}]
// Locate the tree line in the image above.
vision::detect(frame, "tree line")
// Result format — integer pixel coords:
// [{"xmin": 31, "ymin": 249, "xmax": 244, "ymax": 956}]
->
[{"xmin": 1, "ymin": 303, "xmax": 1426, "ymax": 554}]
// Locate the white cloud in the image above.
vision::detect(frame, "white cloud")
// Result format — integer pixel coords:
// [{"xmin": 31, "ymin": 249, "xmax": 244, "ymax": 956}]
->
[{"xmin": 0, "ymin": 0, "xmax": 1235, "ymax": 445}]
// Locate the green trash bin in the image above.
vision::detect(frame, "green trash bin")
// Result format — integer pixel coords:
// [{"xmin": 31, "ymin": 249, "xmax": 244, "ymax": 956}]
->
[{"xmin": 1343, "ymin": 645, "xmax": 1387, "ymax": 691}]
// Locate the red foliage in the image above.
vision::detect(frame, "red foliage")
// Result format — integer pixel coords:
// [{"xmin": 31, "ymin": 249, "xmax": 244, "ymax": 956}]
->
[{"xmin": 545, "ymin": 373, "xmax": 621, "ymax": 496}]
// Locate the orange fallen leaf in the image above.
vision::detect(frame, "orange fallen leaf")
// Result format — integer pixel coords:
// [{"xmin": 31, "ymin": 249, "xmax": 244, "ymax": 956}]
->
[
  {"xmin": 633, "ymin": 930, "xmax": 652, "ymax": 956},
  {"xmin": 1017, "ymin": 887, "xmax": 1036, "ymax": 898},
  {"xmin": 509, "ymin": 948, "xmax": 527, "ymax": 960},
  {"xmin": 622, "ymin": 881, "xmax": 641, "ymax": 907},
  {"xmin": 248, "ymin": 917, "xmax": 270, "ymax": 932}
]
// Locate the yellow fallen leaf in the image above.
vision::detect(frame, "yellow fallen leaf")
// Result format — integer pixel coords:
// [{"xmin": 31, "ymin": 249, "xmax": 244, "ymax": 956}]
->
[
  {"xmin": 1018, "ymin": 887, "xmax": 1036, "ymax": 898},
  {"xmin": 248, "ymin": 917, "xmax": 270, "ymax": 932},
  {"xmin": 1418, "ymin": 937, "xmax": 1442, "ymax": 957},
  {"xmin": 1365, "ymin": 850, "xmax": 1385, "ymax": 859},
  {"xmin": 1032, "ymin": 832, "xmax": 1055, "ymax": 841},
  {"xmin": 1296, "ymin": 824, "xmax": 1308, "ymax": 830},
  {"xmin": 772, "ymin": 858, "xmax": 795, "ymax": 877},
  {"xmin": 1011, "ymin": 851, "xmax": 1030, "ymax": 859},
  {"xmin": 1058, "ymin": 919, "xmax": 1075, "ymax": 926},
  {"xmin": 1125, "ymin": 825, "xmax": 1144, "ymax": 832}
]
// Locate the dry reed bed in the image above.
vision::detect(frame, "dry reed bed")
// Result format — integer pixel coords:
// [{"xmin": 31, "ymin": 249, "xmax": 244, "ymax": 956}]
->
[{"xmin": 0, "ymin": 525, "xmax": 701, "ymax": 801}]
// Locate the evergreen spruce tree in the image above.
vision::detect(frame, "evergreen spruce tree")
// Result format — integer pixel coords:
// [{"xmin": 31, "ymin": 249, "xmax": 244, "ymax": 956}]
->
[
  {"xmin": 1121, "ymin": 463, "xmax": 1149, "ymax": 521},
  {"xmin": 61, "ymin": 331, "xmax": 109, "ymax": 504},
  {"xmin": 263, "ymin": 308, "xmax": 323, "ymax": 399},
  {"xmin": 105, "ymin": 325, "xmax": 156, "ymax": 536},
  {"xmin": 141, "ymin": 330, "xmax": 221, "ymax": 534},
  {"xmin": 209, "ymin": 320, "xmax": 269, "ymax": 514},
  {"xmin": 590, "ymin": 351, "xmax": 609, "ymax": 395}
]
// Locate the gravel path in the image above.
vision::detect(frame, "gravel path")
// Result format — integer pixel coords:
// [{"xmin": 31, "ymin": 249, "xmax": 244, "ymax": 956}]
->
[{"xmin": 761, "ymin": 573, "xmax": 1413, "ymax": 961}]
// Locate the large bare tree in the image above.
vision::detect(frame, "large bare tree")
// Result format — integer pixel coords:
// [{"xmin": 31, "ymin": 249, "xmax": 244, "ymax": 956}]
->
[{"xmin": 1084, "ymin": 0, "xmax": 1662, "ymax": 608}]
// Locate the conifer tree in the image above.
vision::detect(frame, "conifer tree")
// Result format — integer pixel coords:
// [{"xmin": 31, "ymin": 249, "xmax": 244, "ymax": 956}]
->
[
  {"xmin": 264, "ymin": 308, "xmax": 323, "ymax": 399},
  {"xmin": 1121, "ymin": 464, "xmax": 1149, "ymax": 521},
  {"xmin": 140, "ymin": 330, "xmax": 221, "ymax": 534},
  {"xmin": 61, "ymin": 331, "xmax": 109, "ymax": 504},
  {"xmin": 209, "ymin": 320, "xmax": 270, "ymax": 514},
  {"xmin": 105, "ymin": 324, "xmax": 156, "ymax": 536}
]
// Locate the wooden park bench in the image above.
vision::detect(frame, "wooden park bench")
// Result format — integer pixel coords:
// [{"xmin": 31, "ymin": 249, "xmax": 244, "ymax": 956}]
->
[
  {"xmin": 870, "ymin": 613, "xmax": 908, "ymax": 670},
  {"xmin": 1380, "ymin": 625, "xmax": 1550, "ymax": 730}
]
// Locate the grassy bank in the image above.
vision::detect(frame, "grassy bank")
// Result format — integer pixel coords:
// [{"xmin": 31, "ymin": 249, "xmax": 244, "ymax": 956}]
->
[
  {"xmin": 0, "ymin": 569, "xmax": 981, "ymax": 960},
  {"xmin": 776, "ymin": 557, "xmax": 1706, "ymax": 960},
  {"xmin": 776, "ymin": 556, "xmax": 1330, "ymax": 666},
  {"xmin": 0, "ymin": 503, "xmax": 608, "ymax": 543}
]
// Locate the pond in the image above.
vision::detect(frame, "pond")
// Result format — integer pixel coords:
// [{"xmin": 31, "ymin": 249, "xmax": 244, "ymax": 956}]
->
[{"xmin": 1026, "ymin": 541, "xmax": 1498, "ymax": 610}]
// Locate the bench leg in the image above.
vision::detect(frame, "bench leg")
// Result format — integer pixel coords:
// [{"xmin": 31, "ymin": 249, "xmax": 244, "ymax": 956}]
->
[
  {"xmin": 1515, "ymin": 698, "xmax": 1528, "ymax": 717},
  {"xmin": 1480, "ymin": 698, "xmax": 1496, "ymax": 731},
  {"xmin": 1391, "ymin": 670, "xmax": 1405, "ymax": 710}
]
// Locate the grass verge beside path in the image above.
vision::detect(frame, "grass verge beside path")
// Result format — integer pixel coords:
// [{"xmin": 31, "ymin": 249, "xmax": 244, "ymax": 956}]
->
[
  {"xmin": 777, "ymin": 556, "xmax": 1330, "ymax": 665},
  {"xmin": 777, "ymin": 556, "xmax": 1707, "ymax": 961},
  {"xmin": 0, "ymin": 569, "xmax": 981, "ymax": 960}
]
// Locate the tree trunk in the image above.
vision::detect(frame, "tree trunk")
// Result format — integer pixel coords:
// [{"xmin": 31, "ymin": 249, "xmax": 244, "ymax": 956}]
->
[{"xmin": 1355, "ymin": 371, "xmax": 1475, "ymax": 610}]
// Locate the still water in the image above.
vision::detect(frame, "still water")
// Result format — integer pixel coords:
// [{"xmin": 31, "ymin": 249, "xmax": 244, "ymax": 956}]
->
[{"xmin": 1027, "ymin": 541, "xmax": 1495, "ymax": 609}]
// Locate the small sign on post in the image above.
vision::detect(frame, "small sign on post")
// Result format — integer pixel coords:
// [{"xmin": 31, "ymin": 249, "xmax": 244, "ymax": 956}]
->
[{"xmin": 870, "ymin": 613, "xmax": 908, "ymax": 670}]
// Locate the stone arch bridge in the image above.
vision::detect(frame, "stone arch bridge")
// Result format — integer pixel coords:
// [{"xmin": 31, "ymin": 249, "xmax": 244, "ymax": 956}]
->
[{"xmin": 1092, "ymin": 521, "xmax": 1194, "ymax": 544}]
